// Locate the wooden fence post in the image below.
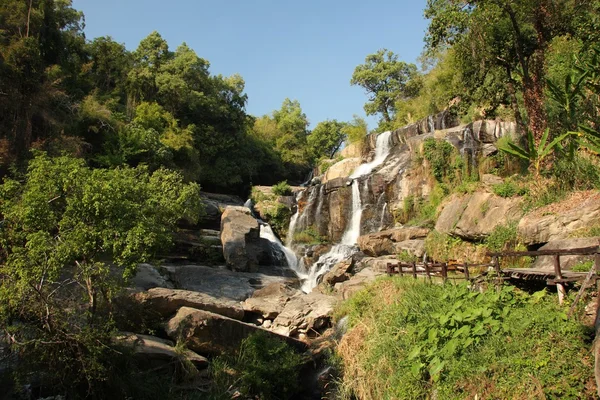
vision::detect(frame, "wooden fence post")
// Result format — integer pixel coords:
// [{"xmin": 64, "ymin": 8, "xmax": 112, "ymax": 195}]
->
[
  {"xmin": 441, "ymin": 262, "xmax": 448, "ymax": 284},
  {"xmin": 463, "ymin": 262, "xmax": 470, "ymax": 281},
  {"xmin": 554, "ymin": 254, "xmax": 566, "ymax": 305},
  {"xmin": 399, "ymin": 263, "xmax": 404, "ymax": 277},
  {"xmin": 594, "ymin": 247, "xmax": 600, "ymax": 398},
  {"xmin": 412, "ymin": 262, "xmax": 417, "ymax": 279},
  {"xmin": 424, "ymin": 262, "xmax": 431, "ymax": 282}
]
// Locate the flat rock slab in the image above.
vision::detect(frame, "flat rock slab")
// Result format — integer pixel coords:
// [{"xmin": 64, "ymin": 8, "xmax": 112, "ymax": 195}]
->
[
  {"xmin": 335, "ymin": 267, "xmax": 385, "ymax": 300},
  {"xmin": 138, "ymin": 287, "xmax": 244, "ymax": 320},
  {"xmin": 131, "ymin": 264, "xmax": 174, "ymax": 291},
  {"xmin": 166, "ymin": 307, "xmax": 307, "ymax": 356},
  {"xmin": 116, "ymin": 332, "xmax": 208, "ymax": 369},
  {"xmin": 243, "ymin": 283, "xmax": 301, "ymax": 319},
  {"xmin": 357, "ymin": 227, "xmax": 429, "ymax": 257},
  {"xmin": 164, "ymin": 264, "xmax": 298, "ymax": 302}
]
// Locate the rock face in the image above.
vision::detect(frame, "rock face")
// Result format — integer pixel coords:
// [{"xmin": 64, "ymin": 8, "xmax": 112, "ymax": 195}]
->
[
  {"xmin": 271, "ymin": 292, "xmax": 337, "ymax": 337},
  {"xmin": 322, "ymin": 158, "xmax": 362, "ymax": 183},
  {"xmin": 131, "ymin": 264, "xmax": 174, "ymax": 291},
  {"xmin": 165, "ymin": 307, "xmax": 306, "ymax": 356},
  {"xmin": 531, "ymin": 237, "xmax": 600, "ymax": 271},
  {"xmin": 435, "ymin": 192, "xmax": 524, "ymax": 240},
  {"xmin": 116, "ymin": 332, "xmax": 208, "ymax": 369},
  {"xmin": 200, "ymin": 192, "xmax": 244, "ymax": 230},
  {"xmin": 164, "ymin": 264, "xmax": 298, "ymax": 301},
  {"xmin": 357, "ymin": 227, "xmax": 430, "ymax": 257},
  {"xmin": 243, "ymin": 283, "xmax": 300, "ymax": 319},
  {"xmin": 220, "ymin": 206, "xmax": 276, "ymax": 271},
  {"xmin": 137, "ymin": 287, "xmax": 244, "ymax": 320},
  {"xmin": 518, "ymin": 192, "xmax": 600, "ymax": 245}
]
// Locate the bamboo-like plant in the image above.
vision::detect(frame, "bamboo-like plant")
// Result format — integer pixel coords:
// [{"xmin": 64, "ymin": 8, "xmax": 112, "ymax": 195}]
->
[{"xmin": 498, "ymin": 129, "xmax": 574, "ymax": 176}]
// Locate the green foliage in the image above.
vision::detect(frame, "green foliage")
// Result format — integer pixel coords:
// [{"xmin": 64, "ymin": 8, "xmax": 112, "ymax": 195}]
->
[
  {"xmin": 210, "ymin": 332, "xmax": 305, "ymax": 400},
  {"xmin": 498, "ymin": 128, "xmax": 574, "ymax": 176},
  {"xmin": 0, "ymin": 152, "xmax": 201, "ymax": 397},
  {"xmin": 342, "ymin": 114, "xmax": 369, "ymax": 144},
  {"xmin": 422, "ymin": 138, "xmax": 455, "ymax": 182},
  {"xmin": 293, "ymin": 227, "xmax": 328, "ymax": 245},
  {"xmin": 572, "ymin": 260, "xmax": 594, "ymax": 272},
  {"xmin": 492, "ymin": 179, "xmax": 528, "ymax": 198},
  {"xmin": 336, "ymin": 278, "xmax": 594, "ymax": 399},
  {"xmin": 318, "ymin": 155, "xmax": 344, "ymax": 174},
  {"xmin": 424, "ymin": 230, "xmax": 462, "ymax": 262},
  {"xmin": 307, "ymin": 119, "xmax": 347, "ymax": 160},
  {"xmin": 484, "ymin": 221, "xmax": 519, "ymax": 253},
  {"xmin": 272, "ymin": 180, "xmax": 293, "ymax": 196},
  {"xmin": 351, "ymin": 49, "xmax": 421, "ymax": 129},
  {"xmin": 263, "ymin": 203, "xmax": 291, "ymax": 237}
]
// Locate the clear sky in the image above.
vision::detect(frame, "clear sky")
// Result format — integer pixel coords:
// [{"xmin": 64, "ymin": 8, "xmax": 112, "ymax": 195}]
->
[{"xmin": 72, "ymin": 0, "xmax": 429, "ymax": 129}]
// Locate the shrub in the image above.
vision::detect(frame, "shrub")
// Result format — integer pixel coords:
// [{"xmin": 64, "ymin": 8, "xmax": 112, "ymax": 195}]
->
[
  {"xmin": 272, "ymin": 180, "xmax": 293, "ymax": 196},
  {"xmin": 492, "ymin": 179, "xmax": 528, "ymax": 198},
  {"xmin": 293, "ymin": 226, "xmax": 327, "ymax": 245},
  {"xmin": 209, "ymin": 332, "xmax": 305, "ymax": 400},
  {"xmin": 335, "ymin": 278, "xmax": 594, "ymax": 399},
  {"xmin": 423, "ymin": 138, "xmax": 454, "ymax": 182}
]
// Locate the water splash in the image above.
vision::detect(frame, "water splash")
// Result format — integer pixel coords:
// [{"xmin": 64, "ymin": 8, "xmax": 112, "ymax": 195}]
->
[{"xmin": 286, "ymin": 211, "xmax": 299, "ymax": 247}]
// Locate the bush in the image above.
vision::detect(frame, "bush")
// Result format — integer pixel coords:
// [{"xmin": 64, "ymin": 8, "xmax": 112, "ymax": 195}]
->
[
  {"xmin": 492, "ymin": 179, "xmax": 528, "ymax": 198},
  {"xmin": 272, "ymin": 180, "xmax": 293, "ymax": 196},
  {"xmin": 335, "ymin": 278, "xmax": 594, "ymax": 399},
  {"xmin": 209, "ymin": 332, "xmax": 305, "ymax": 400},
  {"xmin": 423, "ymin": 138, "xmax": 455, "ymax": 182},
  {"xmin": 293, "ymin": 226, "xmax": 327, "ymax": 245}
]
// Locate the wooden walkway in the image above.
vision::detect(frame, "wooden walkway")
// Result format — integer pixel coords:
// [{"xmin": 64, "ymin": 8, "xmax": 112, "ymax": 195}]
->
[{"xmin": 387, "ymin": 245, "xmax": 600, "ymax": 305}]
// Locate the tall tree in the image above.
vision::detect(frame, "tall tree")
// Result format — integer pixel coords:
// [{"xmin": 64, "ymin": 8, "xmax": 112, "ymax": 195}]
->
[
  {"xmin": 424, "ymin": 0, "xmax": 587, "ymax": 144},
  {"xmin": 351, "ymin": 49, "xmax": 420, "ymax": 127},
  {"xmin": 307, "ymin": 120, "xmax": 347, "ymax": 160}
]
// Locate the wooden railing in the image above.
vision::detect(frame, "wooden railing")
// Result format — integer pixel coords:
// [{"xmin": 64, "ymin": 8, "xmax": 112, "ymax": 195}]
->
[{"xmin": 386, "ymin": 245, "xmax": 600, "ymax": 305}]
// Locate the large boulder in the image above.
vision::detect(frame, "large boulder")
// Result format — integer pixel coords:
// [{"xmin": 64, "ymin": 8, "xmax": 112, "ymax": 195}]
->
[
  {"xmin": 357, "ymin": 227, "xmax": 429, "ymax": 257},
  {"xmin": 243, "ymin": 283, "xmax": 301, "ymax": 319},
  {"xmin": 530, "ymin": 237, "xmax": 600, "ymax": 271},
  {"xmin": 131, "ymin": 264, "xmax": 174, "ymax": 291},
  {"xmin": 164, "ymin": 264, "xmax": 298, "ymax": 302},
  {"xmin": 322, "ymin": 158, "xmax": 362, "ymax": 183},
  {"xmin": 271, "ymin": 293, "xmax": 337, "ymax": 338},
  {"xmin": 220, "ymin": 206, "xmax": 274, "ymax": 272},
  {"xmin": 435, "ymin": 191, "xmax": 524, "ymax": 240},
  {"xmin": 137, "ymin": 287, "xmax": 244, "ymax": 320},
  {"xmin": 518, "ymin": 191, "xmax": 600, "ymax": 245},
  {"xmin": 116, "ymin": 332, "xmax": 208, "ymax": 369},
  {"xmin": 199, "ymin": 192, "xmax": 244, "ymax": 230},
  {"xmin": 165, "ymin": 307, "xmax": 306, "ymax": 356},
  {"xmin": 334, "ymin": 267, "xmax": 385, "ymax": 300}
]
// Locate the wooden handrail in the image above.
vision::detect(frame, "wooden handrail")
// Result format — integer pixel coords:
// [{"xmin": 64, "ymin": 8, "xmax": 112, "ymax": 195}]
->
[{"xmin": 487, "ymin": 246, "xmax": 599, "ymax": 257}]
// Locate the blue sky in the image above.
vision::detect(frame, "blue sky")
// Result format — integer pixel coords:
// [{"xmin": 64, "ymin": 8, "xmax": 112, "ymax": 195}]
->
[{"xmin": 72, "ymin": 0, "xmax": 429, "ymax": 129}]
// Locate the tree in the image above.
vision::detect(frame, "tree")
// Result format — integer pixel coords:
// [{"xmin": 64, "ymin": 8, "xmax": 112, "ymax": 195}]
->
[
  {"xmin": 351, "ymin": 49, "xmax": 421, "ymax": 127},
  {"xmin": 424, "ymin": 0, "xmax": 587, "ymax": 144},
  {"xmin": 307, "ymin": 120, "xmax": 347, "ymax": 160},
  {"xmin": 0, "ymin": 152, "xmax": 201, "ymax": 395},
  {"xmin": 342, "ymin": 115, "xmax": 369, "ymax": 144},
  {"xmin": 272, "ymin": 98, "xmax": 310, "ymax": 166}
]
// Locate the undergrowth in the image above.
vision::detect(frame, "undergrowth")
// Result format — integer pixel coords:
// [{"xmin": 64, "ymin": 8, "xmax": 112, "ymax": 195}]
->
[{"xmin": 335, "ymin": 278, "xmax": 595, "ymax": 400}]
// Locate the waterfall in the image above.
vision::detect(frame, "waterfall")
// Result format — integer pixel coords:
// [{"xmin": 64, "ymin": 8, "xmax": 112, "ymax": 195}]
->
[
  {"xmin": 350, "ymin": 131, "xmax": 393, "ymax": 178},
  {"xmin": 286, "ymin": 211, "xmax": 299, "ymax": 247},
  {"xmin": 259, "ymin": 224, "xmax": 306, "ymax": 278},
  {"xmin": 301, "ymin": 180, "xmax": 363, "ymax": 292},
  {"xmin": 379, "ymin": 202, "xmax": 388, "ymax": 231},
  {"xmin": 314, "ymin": 184, "xmax": 325, "ymax": 223},
  {"xmin": 427, "ymin": 115, "xmax": 435, "ymax": 133}
]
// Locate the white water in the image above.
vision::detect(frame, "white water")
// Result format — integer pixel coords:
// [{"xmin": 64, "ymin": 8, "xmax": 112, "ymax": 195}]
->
[
  {"xmin": 340, "ymin": 180, "xmax": 362, "ymax": 246},
  {"xmin": 286, "ymin": 211, "xmax": 299, "ymax": 247},
  {"xmin": 379, "ymin": 202, "xmax": 388, "ymax": 231},
  {"xmin": 259, "ymin": 224, "xmax": 307, "ymax": 278},
  {"xmin": 350, "ymin": 131, "xmax": 393, "ymax": 178}
]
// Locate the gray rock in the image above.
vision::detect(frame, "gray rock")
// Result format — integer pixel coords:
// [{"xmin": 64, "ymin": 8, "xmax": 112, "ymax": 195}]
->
[
  {"xmin": 531, "ymin": 237, "xmax": 600, "ymax": 271},
  {"xmin": 131, "ymin": 264, "xmax": 174, "ymax": 291},
  {"xmin": 137, "ymin": 287, "xmax": 244, "ymax": 320},
  {"xmin": 243, "ymin": 283, "xmax": 300, "ymax": 319},
  {"xmin": 436, "ymin": 192, "xmax": 524, "ymax": 240},
  {"xmin": 357, "ymin": 227, "xmax": 430, "ymax": 257},
  {"xmin": 220, "ymin": 206, "xmax": 268, "ymax": 271},
  {"xmin": 165, "ymin": 307, "xmax": 306, "ymax": 356},
  {"xmin": 271, "ymin": 292, "xmax": 337, "ymax": 337},
  {"xmin": 518, "ymin": 193, "xmax": 600, "ymax": 245},
  {"xmin": 165, "ymin": 264, "xmax": 298, "ymax": 302},
  {"xmin": 116, "ymin": 332, "xmax": 208, "ymax": 369}
]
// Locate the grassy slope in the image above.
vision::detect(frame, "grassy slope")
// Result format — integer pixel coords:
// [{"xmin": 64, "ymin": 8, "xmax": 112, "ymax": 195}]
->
[{"xmin": 334, "ymin": 277, "xmax": 596, "ymax": 399}]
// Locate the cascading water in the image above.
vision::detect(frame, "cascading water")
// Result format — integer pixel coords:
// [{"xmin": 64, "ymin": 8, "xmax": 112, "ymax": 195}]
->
[
  {"xmin": 300, "ymin": 131, "xmax": 395, "ymax": 292},
  {"xmin": 286, "ymin": 211, "xmax": 299, "ymax": 247},
  {"xmin": 259, "ymin": 224, "xmax": 307, "ymax": 278},
  {"xmin": 427, "ymin": 115, "xmax": 435, "ymax": 133},
  {"xmin": 350, "ymin": 131, "xmax": 393, "ymax": 178},
  {"xmin": 379, "ymin": 202, "xmax": 388, "ymax": 231}
]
